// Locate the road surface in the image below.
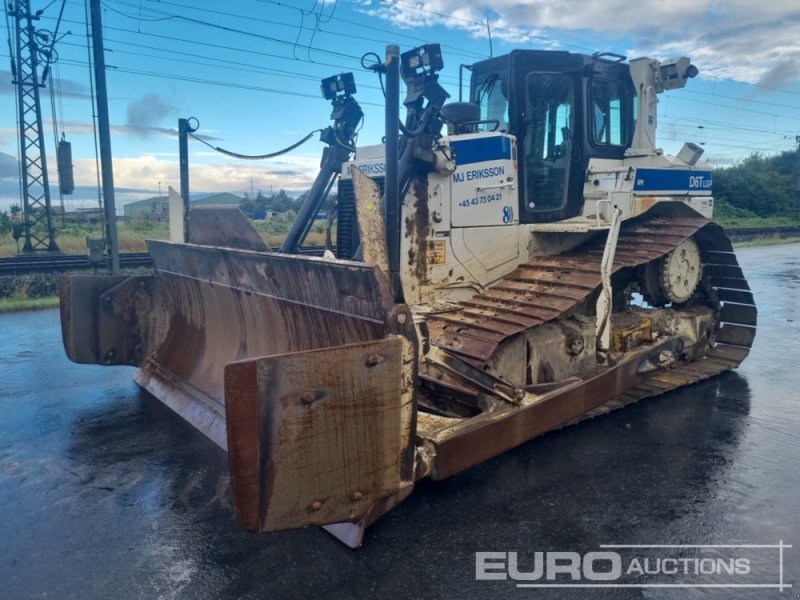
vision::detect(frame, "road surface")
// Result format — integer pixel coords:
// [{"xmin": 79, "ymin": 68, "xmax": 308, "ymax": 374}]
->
[{"xmin": 1, "ymin": 243, "xmax": 798, "ymax": 599}]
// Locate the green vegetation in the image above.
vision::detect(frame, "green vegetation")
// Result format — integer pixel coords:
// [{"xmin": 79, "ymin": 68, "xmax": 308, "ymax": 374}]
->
[
  {"xmin": 239, "ymin": 189, "xmax": 335, "ymax": 220},
  {"xmin": 0, "ymin": 209, "xmax": 11, "ymax": 236},
  {"xmin": 713, "ymin": 150, "xmax": 800, "ymax": 227},
  {"xmin": 0, "ymin": 296, "xmax": 59, "ymax": 312},
  {"xmin": 0, "ymin": 216, "xmax": 169, "ymax": 256},
  {"xmin": 713, "ymin": 199, "xmax": 799, "ymax": 228},
  {"xmin": 0, "ymin": 271, "xmax": 61, "ymax": 312},
  {"xmin": 0, "ymin": 189, "xmax": 336, "ymax": 256},
  {"xmin": 734, "ymin": 236, "xmax": 800, "ymax": 248}
]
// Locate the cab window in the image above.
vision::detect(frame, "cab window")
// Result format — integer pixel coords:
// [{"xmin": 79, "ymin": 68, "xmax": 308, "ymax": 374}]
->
[
  {"xmin": 473, "ymin": 74, "xmax": 509, "ymax": 131},
  {"xmin": 591, "ymin": 79, "xmax": 628, "ymax": 146}
]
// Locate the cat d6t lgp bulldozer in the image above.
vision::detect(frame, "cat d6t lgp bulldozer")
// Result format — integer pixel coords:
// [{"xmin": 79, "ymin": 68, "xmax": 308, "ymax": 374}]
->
[{"xmin": 61, "ymin": 44, "xmax": 755, "ymax": 547}]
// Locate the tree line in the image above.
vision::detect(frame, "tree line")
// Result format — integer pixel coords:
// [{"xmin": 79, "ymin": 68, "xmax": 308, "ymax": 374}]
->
[
  {"xmin": 239, "ymin": 189, "xmax": 335, "ymax": 220},
  {"xmin": 713, "ymin": 150, "xmax": 800, "ymax": 219}
]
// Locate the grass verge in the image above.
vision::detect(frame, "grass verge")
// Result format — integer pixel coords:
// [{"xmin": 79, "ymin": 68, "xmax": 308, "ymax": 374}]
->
[
  {"xmin": 733, "ymin": 236, "xmax": 800, "ymax": 248},
  {"xmin": 0, "ymin": 295, "xmax": 59, "ymax": 313}
]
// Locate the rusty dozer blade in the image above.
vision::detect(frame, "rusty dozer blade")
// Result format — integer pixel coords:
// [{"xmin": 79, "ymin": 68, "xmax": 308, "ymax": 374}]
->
[
  {"xmin": 60, "ymin": 207, "xmax": 418, "ymax": 540},
  {"xmin": 225, "ymin": 338, "xmax": 415, "ymax": 545}
]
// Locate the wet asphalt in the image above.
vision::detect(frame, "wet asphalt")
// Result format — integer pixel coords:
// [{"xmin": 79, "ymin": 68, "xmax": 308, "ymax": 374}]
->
[{"xmin": 0, "ymin": 243, "xmax": 798, "ymax": 600}]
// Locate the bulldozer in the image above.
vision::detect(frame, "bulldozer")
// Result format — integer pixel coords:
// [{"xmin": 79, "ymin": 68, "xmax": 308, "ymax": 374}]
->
[{"xmin": 60, "ymin": 44, "xmax": 756, "ymax": 547}]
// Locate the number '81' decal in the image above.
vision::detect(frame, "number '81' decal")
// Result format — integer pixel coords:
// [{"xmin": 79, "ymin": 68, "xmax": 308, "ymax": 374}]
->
[{"xmin": 502, "ymin": 205, "xmax": 514, "ymax": 224}]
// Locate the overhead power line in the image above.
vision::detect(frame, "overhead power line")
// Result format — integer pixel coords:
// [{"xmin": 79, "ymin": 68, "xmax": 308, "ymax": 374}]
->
[
  {"xmin": 57, "ymin": 37, "xmax": 385, "ymax": 93},
  {"xmin": 189, "ymin": 127, "xmax": 324, "ymax": 160},
  {"xmin": 42, "ymin": 54, "xmax": 385, "ymax": 107},
  {"xmin": 101, "ymin": 0, "xmax": 360, "ymax": 62},
  {"xmin": 45, "ymin": 4, "xmax": 797, "ymax": 120}
]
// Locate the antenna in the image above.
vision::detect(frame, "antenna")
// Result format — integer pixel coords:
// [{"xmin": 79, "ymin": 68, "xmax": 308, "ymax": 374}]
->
[{"xmin": 486, "ymin": 19, "xmax": 493, "ymax": 59}]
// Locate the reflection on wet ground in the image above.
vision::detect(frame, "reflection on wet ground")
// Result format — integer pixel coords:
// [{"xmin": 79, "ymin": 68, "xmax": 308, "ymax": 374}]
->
[{"xmin": 1, "ymin": 243, "xmax": 798, "ymax": 599}]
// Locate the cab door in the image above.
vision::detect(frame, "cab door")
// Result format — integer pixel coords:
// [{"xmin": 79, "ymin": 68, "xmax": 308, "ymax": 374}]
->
[{"xmin": 520, "ymin": 71, "xmax": 586, "ymax": 223}]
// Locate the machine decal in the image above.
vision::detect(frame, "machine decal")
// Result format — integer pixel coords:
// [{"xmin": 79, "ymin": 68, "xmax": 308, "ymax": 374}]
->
[
  {"xmin": 450, "ymin": 136, "xmax": 512, "ymax": 165},
  {"xmin": 457, "ymin": 191, "xmax": 504, "ymax": 208},
  {"xmin": 450, "ymin": 133, "xmax": 518, "ymax": 227},
  {"xmin": 634, "ymin": 168, "xmax": 712, "ymax": 192},
  {"xmin": 342, "ymin": 160, "xmax": 385, "ymax": 179},
  {"xmin": 452, "ymin": 165, "xmax": 505, "ymax": 182}
]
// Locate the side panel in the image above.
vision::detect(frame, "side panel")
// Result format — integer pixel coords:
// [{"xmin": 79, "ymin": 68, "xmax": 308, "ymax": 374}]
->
[
  {"xmin": 60, "ymin": 274, "xmax": 156, "ymax": 366},
  {"xmin": 449, "ymin": 134, "xmax": 519, "ymax": 228},
  {"xmin": 224, "ymin": 338, "xmax": 414, "ymax": 534}
]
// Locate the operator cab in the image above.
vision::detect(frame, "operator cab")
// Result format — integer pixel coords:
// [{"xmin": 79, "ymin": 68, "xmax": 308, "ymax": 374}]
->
[{"xmin": 470, "ymin": 51, "xmax": 635, "ymax": 223}]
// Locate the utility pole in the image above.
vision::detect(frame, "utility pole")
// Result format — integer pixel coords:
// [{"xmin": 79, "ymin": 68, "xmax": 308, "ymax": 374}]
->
[
  {"xmin": 178, "ymin": 118, "xmax": 197, "ymax": 241},
  {"xmin": 9, "ymin": 0, "xmax": 60, "ymax": 252},
  {"xmin": 89, "ymin": 0, "xmax": 119, "ymax": 274}
]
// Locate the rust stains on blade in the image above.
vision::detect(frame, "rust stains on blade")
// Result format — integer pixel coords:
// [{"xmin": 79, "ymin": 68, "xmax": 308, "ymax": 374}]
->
[
  {"xmin": 131, "ymin": 242, "xmax": 397, "ymax": 448},
  {"xmin": 223, "ymin": 359, "xmax": 262, "ymax": 530},
  {"xmin": 60, "ymin": 274, "xmax": 156, "ymax": 366},
  {"xmin": 60, "ymin": 274, "xmax": 128, "ymax": 364},
  {"xmin": 224, "ymin": 339, "xmax": 413, "ymax": 534}
]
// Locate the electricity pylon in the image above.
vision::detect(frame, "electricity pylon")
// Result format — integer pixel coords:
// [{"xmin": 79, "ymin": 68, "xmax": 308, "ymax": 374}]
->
[{"xmin": 8, "ymin": 0, "xmax": 60, "ymax": 252}]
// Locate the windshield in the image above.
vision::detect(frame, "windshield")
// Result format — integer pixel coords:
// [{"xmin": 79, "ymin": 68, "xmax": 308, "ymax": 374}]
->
[{"xmin": 473, "ymin": 74, "xmax": 509, "ymax": 132}]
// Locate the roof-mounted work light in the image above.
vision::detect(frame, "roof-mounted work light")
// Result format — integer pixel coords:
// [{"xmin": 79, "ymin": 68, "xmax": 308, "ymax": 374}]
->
[
  {"xmin": 320, "ymin": 72, "xmax": 357, "ymax": 100},
  {"xmin": 657, "ymin": 57, "xmax": 698, "ymax": 91},
  {"xmin": 400, "ymin": 44, "xmax": 443, "ymax": 83}
]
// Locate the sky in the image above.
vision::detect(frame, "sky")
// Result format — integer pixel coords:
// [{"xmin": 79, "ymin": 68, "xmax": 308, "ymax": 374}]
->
[{"xmin": 1, "ymin": 0, "xmax": 799, "ymax": 213}]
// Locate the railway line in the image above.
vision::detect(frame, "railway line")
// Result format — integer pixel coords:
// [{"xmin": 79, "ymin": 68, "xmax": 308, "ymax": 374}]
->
[
  {"xmin": 0, "ymin": 252, "xmax": 152, "ymax": 275},
  {"xmin": 722, "ymin": 224, "xmax": 800, "ymax": 241},
  {"xmin": 0, "ymin": 245, "xmax": 327, "ymax": 275},
  {"xmin": 0, "ymin": 225, "xmax": 796, "ymax": 275}
]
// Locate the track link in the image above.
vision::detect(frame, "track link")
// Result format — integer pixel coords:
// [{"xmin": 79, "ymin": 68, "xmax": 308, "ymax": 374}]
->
[{"xmin": 423, "ymin": 209, "xmax": 756, "ymax": 408}]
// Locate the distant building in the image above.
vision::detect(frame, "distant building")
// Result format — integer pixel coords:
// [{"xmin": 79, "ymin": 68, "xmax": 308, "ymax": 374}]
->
[
  {"xmin": 123, "ymin": 193, "xmax": 244, "ymax": 219},
  {"xmin": 192, "ymin": 192, "xmax": 243, "ymax": 206},
  {"xmin": 123, "ymin": 196, "xmax": 168, "ymax": 219}
]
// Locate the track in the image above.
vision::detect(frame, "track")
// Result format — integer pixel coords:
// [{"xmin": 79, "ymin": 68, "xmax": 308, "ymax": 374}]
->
[
  {"xmin": 414, "ymin": 209, "xmax": 757, "ymax": 480},
  {"xmin": 422, "ymin": 208, "xmax": 756, "ymax": 404}
]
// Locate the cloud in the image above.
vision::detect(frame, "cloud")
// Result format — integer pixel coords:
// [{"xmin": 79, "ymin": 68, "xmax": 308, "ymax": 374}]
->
[
  {"xmin": 75, "ymin": 153, "xmax": 322, "ymax": 203},
  {"xmin": 0, "ymin": 151, "xmax": 18, "ymax": 178},
  {"xmin": 704, "ymin": 155, "xmax": 738, "ymax": 167},
  {"xmin": 0, "ymin": 151, "xmax": 323, "ymax": 212},
  {"xmin": 360, "ymin": 0, "xmax": 800, "ymax": 85},
  {"xmin": 57, "ymin": 119, "xmax": 224, "ymax": 142},
  {"xmin": 0, "ymin": 71, "xmax": 13, "ymax": 96},
  {"xmin": 0, "ymin": 69, "xmax": 90, "ymax": 98},
  {"xmin": 756, "ymin": 60, "xmax": 800, "ymax": 88},
  {"xmin": 60, "ymin": 118, "xmax": 180, "ymax": 140},
  {"xmin": 125, "ymin": 93, "xmax": 177, "ymax": 136},
  {"xmin": 57, "ymin": 78, "xmax": 91, "ymax": 99}
]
